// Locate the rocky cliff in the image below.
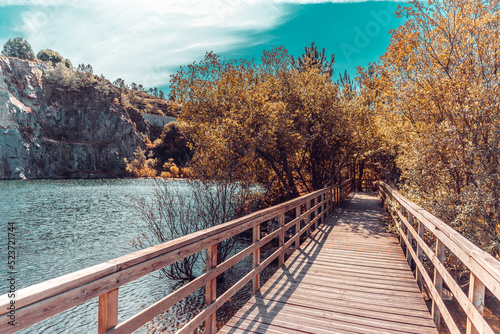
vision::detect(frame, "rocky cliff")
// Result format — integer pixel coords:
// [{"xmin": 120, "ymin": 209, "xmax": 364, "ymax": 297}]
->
[{"xmin": 0, "ymin": 57, "xmax": 144, "ymax": 179}]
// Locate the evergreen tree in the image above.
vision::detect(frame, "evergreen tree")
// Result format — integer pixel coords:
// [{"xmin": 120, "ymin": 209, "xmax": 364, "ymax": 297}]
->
[
  {"xmin": 292, "ymin": 42, "xmax": 334, "ymax": 78},
  {"xmin": 1, "ymin": 37, "xmax": 35, "ymax": 60}
]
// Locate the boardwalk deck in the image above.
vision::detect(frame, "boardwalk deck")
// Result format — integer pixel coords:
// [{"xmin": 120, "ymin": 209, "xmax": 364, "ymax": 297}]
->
[{"xmin": 220, "ymin": 192, "xmax": 439, "ymax": 334}]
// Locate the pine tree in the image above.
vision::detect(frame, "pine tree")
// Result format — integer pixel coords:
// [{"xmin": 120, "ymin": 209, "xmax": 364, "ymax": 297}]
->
[
  {"xmin": 292, "ymin": 42, "xmax": 334, "ymax": 78},
  {"xmin": 1, "ymin": 37, "xmax": 35, "ymax": 60}
]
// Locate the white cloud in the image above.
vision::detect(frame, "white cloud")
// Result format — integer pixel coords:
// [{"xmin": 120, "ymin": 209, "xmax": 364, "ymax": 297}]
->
[
  {"xmin": 0, "ymin": 0, "xmax": 400, "ymax": 88},
  {"xmin": 1, "ymin": 0, "xmax": 293, "ymax": 87}
]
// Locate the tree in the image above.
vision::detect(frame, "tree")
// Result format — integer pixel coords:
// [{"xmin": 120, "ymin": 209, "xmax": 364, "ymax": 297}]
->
[
  {"xmin": 377, "ymin": 0, "xmax": 500, "ymax": 258},
  {"xmin": 1, "ymin": 37, "xmax": 35, "ymax": 60},
  {"xmin": 130, "ymin": 178, "xmax": 256, "ymax": 280},
  {"xmin": 124, "ymin": 147, "xmax": 158, "ymax": 177},
  {"xmin": 76, "ymin": 63, "xmax": 93, "ymax": 74},
  {"xmin": 37, "ymin": 49, "xmax": 72, "ymax": 68},
  {"xmin": 113, "ymin": 78, "xmax": 126, "ymax": 90},
  {"xmin": 292, "ymin": 42, "xmax": 335, "ymax": 78},
  {"xmin": 171, "ymin": 47, "xmax": 355, "ymax": 203}
]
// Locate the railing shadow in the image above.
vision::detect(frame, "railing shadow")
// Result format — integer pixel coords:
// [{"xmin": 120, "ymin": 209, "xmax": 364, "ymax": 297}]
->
[
  {"xmin": 224, "ymin": 205, "xmax": 345, "ymax": 333},
  {"xmin": 332, "ymin": 192, "xmax": 392, "ymax": 240}
]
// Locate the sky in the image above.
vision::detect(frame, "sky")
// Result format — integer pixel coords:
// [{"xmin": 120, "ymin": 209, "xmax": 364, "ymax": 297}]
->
[{"xmin": 0, "ymin": 0, "xmax": 408, "ymax": 94}]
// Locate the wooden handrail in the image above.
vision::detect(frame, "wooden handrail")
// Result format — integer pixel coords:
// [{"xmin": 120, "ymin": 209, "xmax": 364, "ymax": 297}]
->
[
  {"xmin": 0, "ymin": 180, "xmax": 354, "ymax": 333},
  {"xmin": 378, "ymin": 181, "xmax": 500, "ymax": 334}
]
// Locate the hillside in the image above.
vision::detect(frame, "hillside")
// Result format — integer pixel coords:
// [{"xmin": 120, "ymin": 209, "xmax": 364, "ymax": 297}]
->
[{"xmin": 0, "ymin": 56, "xmax": 151, "ymax": 179}]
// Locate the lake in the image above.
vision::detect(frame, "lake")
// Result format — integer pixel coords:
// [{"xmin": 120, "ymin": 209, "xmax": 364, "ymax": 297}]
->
[{"xmin": 0, "ymin": 179, "xmax": 216, "ymax": 333}]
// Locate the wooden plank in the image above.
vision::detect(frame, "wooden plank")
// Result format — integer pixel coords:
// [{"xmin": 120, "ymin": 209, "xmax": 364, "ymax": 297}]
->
[
  {"xmin": 227, "ymin": 300, "xmax": 431, "ymax": 334},
  {"xmin": 233, "ymin": 297, "xmax": 437, "ymax": 334},
  {"xmin": 260, "ymin": 270, "xmax": 423, "ymax": 295},
  {"xmin": 255, "ymin": 291, "xmax": 435, "ymax": 321},
  {"xmin": 98, "ymin": 288, "xmax": 118, "ymax": 334}
]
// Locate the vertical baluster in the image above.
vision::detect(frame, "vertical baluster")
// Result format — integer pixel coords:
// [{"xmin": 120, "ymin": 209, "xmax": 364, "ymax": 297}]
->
[
  {"xmin": 329, "ymin": 189, "xmax": 333, "ymax": 214},
  {"xmin": 205, "ymin": 244, "xmax": 217, "ymax": 334},
  {"xmin": 252, "ymin": 224, "xmax": 261, "ymax": 295},
  {"xmin": 432, "ymin": 239, "xmax": 444, "ymax": 331},
  {"xmin": 416, "ymin": 221, "xmax": 424, "ymax": 290},
  {"xmin": 306, "ymin": 200, "xmax": 311, "ymax": 238},
  {"xmin": 278, "ymin": 213, "xmax": 285, "ymax": 267},
  {"xmin": 407, "ymin": 212, "xmax": 414, "ymax": 268},
  {"xmin": 295, "ymin": 205, "xmax": 301, "ymax": 250},
  {"xmin": 400, "ymin": 206, "xmax": 406, "ymax": 249},
  {"xmin": 314, "ymin": 196, "xmax": 319, "ymax": 229},
  {"xmin": 98, "ymin": 288, "xmax": 119, "ymax": 334},
  {"xmin": 466, "ymin": 273, "xmax": 485, "ymax": 334}
]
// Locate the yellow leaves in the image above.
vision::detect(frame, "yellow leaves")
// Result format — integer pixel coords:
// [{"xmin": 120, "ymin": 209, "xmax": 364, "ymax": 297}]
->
[
  {"xmin": 170, "ymin": 46, "xmax": 360, "ymax": 201},
  {"xmin": 378, "ymin": 0, "xmax": 500, "ymax": 256}
]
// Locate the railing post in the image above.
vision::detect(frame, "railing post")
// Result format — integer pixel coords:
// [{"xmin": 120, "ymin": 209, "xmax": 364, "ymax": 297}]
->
[
  {"xmin": 329, "ymin": 189, "xmax": 333, "ymax": 214},
  {"xmin": 466, "ymin": 273, "xmax": 485, "ymax": 334},
  {"xmin": 306, "ymin": 200, "xmax": 311, "ymax": 238},
  {"xmin": 314, "ymin": 196, "xmax": 319, "ymax": 229},
  {"xmin": 278, "ymin": 213, "xmax": 285, "ymax": 267},
  {"xmin": 205, "ymin": 244, "xmax": 217, "ymax": 334},
  {"xmin": 98, "ymin": 288, "xmax": 119, "ymax": 334},
  {"xmin": 416, "ymin": 221, "xmax": 424, "ymax": 290},
  {"xmin": 252, "ymin": 224, "xmax": 261, "ymax": 295},
  {"xmin": 399, "ymin": 206, "xmax": 405, "ymax": 248},
  {"xmin": 407, "ymin": 213, "xmax": 414, "ymax": 268},
  {"xmin": 295, "ymin": 205, "xmax": 301, "ymax": 250},
  {"xmin": 432, "ymin": 239, "xmax": 445, "ymax": 330}
]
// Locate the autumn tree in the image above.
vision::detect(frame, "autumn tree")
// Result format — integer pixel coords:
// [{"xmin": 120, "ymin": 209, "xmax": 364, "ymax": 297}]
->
[
  {"xmin": 171, "ymin": 47, "xmax": 355, "ymax": 203},
  {"xmin": 1, "ymin": 37, "xmax": 35, "ymax": 60},
  {"xmin": 377, "ymin": 0, "xmax": 500, "ymax": 258}
]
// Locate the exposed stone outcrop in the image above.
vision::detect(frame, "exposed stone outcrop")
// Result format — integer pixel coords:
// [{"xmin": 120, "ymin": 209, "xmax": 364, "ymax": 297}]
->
[{"xmin": 0, "ymin": 57, "xmax": 144, "ymax": 179}]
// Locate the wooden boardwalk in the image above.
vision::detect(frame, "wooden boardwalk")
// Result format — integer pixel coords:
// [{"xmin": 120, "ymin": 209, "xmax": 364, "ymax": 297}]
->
[{"xmin": 220, "ymin": 192, "xmax": 439, "ymax": 334}]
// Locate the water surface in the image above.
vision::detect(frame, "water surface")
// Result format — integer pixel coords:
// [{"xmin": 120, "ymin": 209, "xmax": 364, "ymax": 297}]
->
[{"xmin": 0, "ymin": 178, "xmax": 204, "ymax": 333}]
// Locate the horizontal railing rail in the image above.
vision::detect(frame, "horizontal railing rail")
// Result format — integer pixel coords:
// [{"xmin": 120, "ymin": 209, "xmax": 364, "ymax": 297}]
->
[
  {"xmin": 0, "ymin": 180, "xmax": 354, "ymax": 334},
  {"xmin": 379, "ymin": 181, "xmax": 500, "ymax": 334}
]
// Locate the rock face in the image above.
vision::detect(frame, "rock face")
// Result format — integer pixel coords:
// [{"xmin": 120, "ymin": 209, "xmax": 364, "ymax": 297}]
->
[{"xmin": 0, "ymin": 57, "xmax": 144, "ymax": 179}]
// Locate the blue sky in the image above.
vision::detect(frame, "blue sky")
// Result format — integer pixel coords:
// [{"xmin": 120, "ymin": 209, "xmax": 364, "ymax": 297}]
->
[{"xmin": 0, "ymin": 1, "xmax": 407, "ymax": 93}]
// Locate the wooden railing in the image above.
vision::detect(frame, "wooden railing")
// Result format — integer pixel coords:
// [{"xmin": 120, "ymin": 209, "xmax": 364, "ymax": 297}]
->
[
  {"xmin": 379, "ymin": 181, "xmax": 500, "ymax": 334},
  {"xmin": 0, "ymin": 180, "xmax": 354, "ymax": 334}
]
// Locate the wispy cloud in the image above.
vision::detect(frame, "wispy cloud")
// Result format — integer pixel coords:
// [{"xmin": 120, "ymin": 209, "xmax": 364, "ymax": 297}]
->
[{"xmin": 0, "ymin": 0, "xmax": 400, "ymax": 88}]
